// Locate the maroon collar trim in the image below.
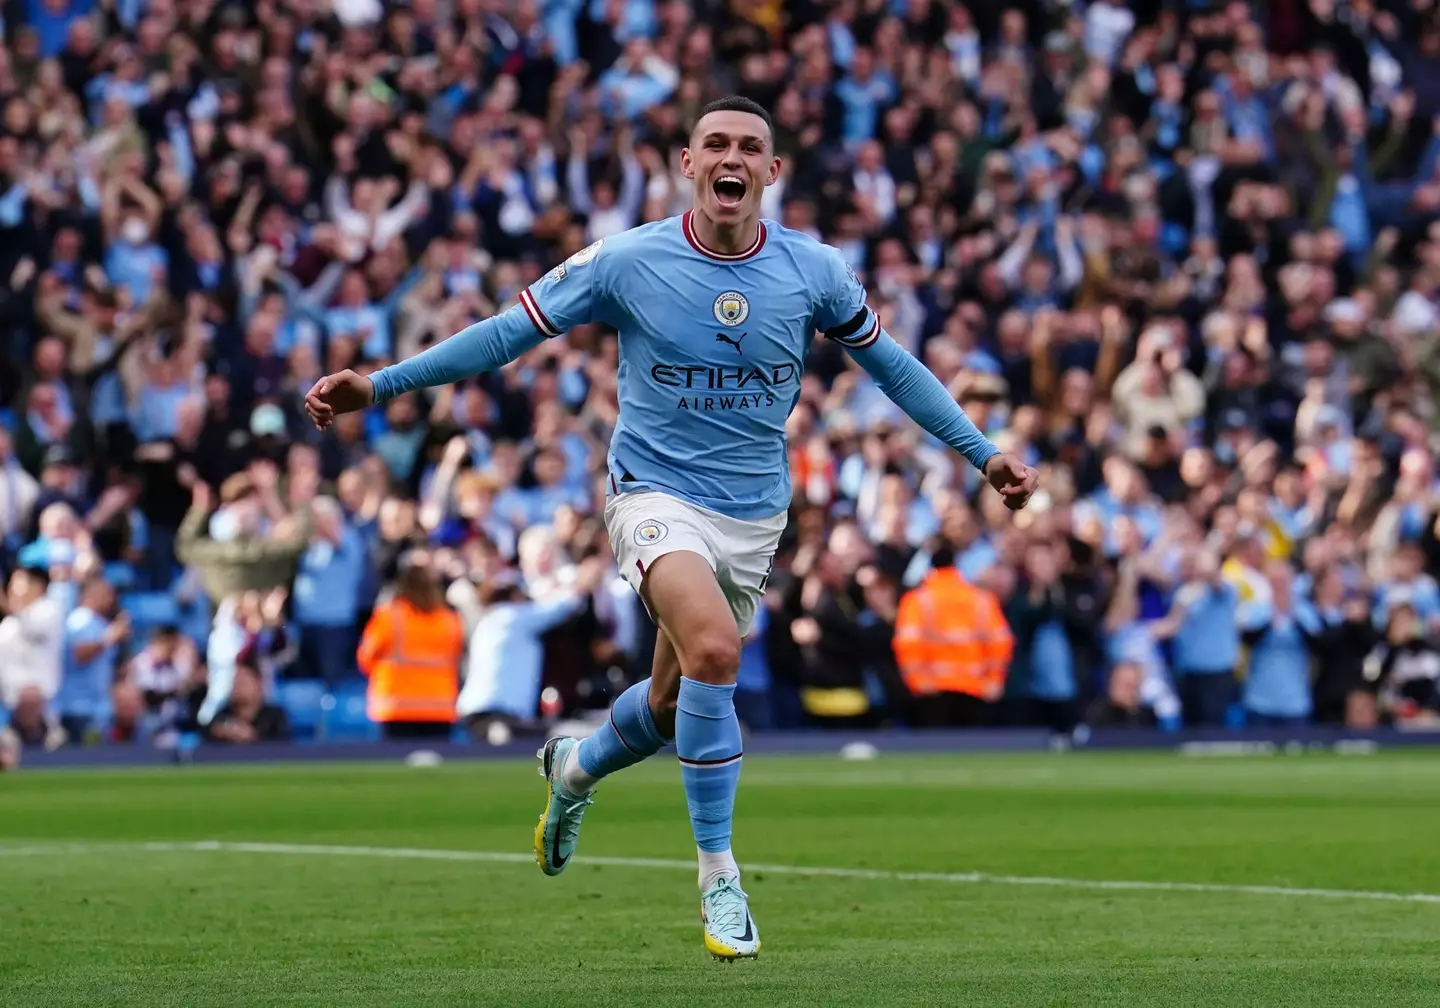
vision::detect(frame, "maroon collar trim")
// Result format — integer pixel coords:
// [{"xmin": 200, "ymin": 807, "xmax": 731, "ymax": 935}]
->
[{"xmin": 682, "ymin": 210, "xmax": 766, "ymax": 261}]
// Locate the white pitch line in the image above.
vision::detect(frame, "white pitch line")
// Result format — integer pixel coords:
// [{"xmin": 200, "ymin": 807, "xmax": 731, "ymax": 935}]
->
[{"xmin": 2, "ymin": 839, "xmax": 1440, "ymax": 905}]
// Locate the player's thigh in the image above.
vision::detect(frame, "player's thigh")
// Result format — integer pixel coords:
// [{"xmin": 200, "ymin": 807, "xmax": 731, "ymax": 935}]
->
[
  {"xmin": 640, "ymin": 550, "xmax": 742, "ymax": 685},
  {"xmin": 605, "ymin": 492, "xmax": 740, "ymax": 684}
]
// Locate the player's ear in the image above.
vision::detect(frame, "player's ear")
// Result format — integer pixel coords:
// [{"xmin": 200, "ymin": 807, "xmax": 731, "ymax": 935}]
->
[
  {"xmin": 764, "ymin": 155, "xmax": 781, "ymax": 187},
  {"xmin": 680, "ymin": 147, "xmax": 696, "ymax": 180}
]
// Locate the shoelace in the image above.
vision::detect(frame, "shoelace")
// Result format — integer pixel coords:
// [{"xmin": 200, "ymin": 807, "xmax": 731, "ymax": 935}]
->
[{"xmin": 704, "ymin": 877, "xmax": 749, "ymax": 932}]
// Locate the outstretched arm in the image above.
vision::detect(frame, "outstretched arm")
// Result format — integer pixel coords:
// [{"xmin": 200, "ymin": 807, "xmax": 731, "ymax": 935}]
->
[
  {"xmin": 307, "ymin": 246, "xmax": 602, "ymax": 427},
  {"xmin": 845, "ymin": 330, "xmax": 1037, "ymax": 507},
  {"xmin": 378, "ymin": 304, "xmax": 548, "ymax": 402},
  {"xmin": 305, "ymin": 304, "xmax": 545, "ymax": 425},
  {"xmin": 814, "ymin": 245, "xmax": 1037, "ymax": 506},
  {"xmin": 847, "ymin": 331, "xmax": 998, "ymax": 473}
]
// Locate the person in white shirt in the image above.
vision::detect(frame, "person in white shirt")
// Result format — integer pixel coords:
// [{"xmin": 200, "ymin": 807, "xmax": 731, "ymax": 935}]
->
[
  {"xmin": 566, "ymin": 125, "xmax": 647, "ymax": 243},
  {"xmin": 0, "ymin": 567, "xmax": 65, "ymax": 748},
  {"xmin": 457, "ymin": 558, "xmax": 608, "ymax": 732},
  {"xmin": 0, "ymin": 428, "xmax": 39, "ymax": 556},
  {"xmin": 1084, "ymin": 0, "xmax": 1135, "ymax": 67}
]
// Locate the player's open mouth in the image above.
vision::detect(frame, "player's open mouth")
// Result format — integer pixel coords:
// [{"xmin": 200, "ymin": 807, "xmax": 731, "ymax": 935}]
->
[{"xmin": 712, "ymin": 175, "xmax": 747, "ymax": 208}]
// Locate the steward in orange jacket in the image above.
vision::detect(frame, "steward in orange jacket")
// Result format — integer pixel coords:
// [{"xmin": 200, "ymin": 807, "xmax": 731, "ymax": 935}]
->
[
  {"xmin": 892, "ymin": 546, "xmax": 1013, "ymax": 727},
  {"xmin": 357, "ymin": 551, "xmax": 465, "ymax": 740}
]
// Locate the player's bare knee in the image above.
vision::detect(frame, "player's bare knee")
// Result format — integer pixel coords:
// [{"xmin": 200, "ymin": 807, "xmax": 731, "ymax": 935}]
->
[{"xmin": 683, "ymin": 631, "xmax": 741, "ymax": 685}]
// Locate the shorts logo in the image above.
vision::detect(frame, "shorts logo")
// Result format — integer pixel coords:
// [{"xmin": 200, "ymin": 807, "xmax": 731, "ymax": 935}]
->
[
  {"xmin": 568, "ymin": 239, "xmax": 604, "ymax": 266},
  {"xmin": 713, "ymin": 291, "xmax": 749, "ymax": 327},
  {"xmin": 634, "ymin": 520, "xmax": 668, "ymax": 546}
]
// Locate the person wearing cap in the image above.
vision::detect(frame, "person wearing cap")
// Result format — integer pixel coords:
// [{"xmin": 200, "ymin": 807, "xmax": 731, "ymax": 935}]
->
[
  {"xmin": 246, "ymin": 403, "xmax": 294, "ymax": 466},
  {"xmin": 30, "ymin": 444, "xmax": 85, "ymax": 522}
]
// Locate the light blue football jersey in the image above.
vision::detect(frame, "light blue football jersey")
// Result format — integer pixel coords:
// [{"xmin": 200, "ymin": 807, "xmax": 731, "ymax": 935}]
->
[
  {"xmin": 368, "ymin": 211, "xmax": 997, "ymax": 523},
  {"xmin": 520, "ymin": 212, "xmax": 878, "ymax": 519}
]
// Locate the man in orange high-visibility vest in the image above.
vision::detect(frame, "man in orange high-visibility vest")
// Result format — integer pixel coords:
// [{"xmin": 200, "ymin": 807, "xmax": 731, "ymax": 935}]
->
[
  {"xmin": 357, "ymin": 551, "xmax": 465, "ymax": 740},
  {"xmin": 893, "ymin": 543, "xmax": 1014, "ymax": 727}
]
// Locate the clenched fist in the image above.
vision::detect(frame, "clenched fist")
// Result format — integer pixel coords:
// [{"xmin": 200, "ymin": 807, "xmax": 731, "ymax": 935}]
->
[{"xmin": 305, "ymin": 370, "xmax": 375, "ymax": 430}]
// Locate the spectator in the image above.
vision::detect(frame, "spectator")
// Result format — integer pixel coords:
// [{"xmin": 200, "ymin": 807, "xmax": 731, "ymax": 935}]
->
[
  {"xmin": 0, "ymin": 567, "xmax": 64, "ymax": 748},
  {"xmin": 1306, "ymin": 572, "xmax": 1378, "ymax": 727},
  {"xmin": 1365, "ymin": 603, "xmax": 1440, "ymax": 727},
  {"xmin": 893, "ymin": 542, "xmax": 1013, "ymax": 727},
  {"xmin": 1153, "ymin": 550, "xmax": 1241, "ymax": 727},
  {"xmin": 734, "ymin": 601, "xmax": 775, "ymax": 732},
  {"xmin": 1084, "ymin": 662, "xmax": 1158, "ymax": 729},
  {"xmin": 457, "ymin": 556, "xmax": 608, "ymax": 735},
  {"xmin": 292, "ymin": 496, "xmax": 366, "ymax": 685},
  {"xmin": 1005, "ymin": 540, "xmax": 1091, "ymax": 733},
  {"xmin": 1238, "ymin": 560, "xmax": 1316, "ymax": 727},
  {"xmin": 779, "ymin": 544, "xmax": 872, "ymax": 727},
  {"xmin": 358, "ymin": 549, "xmax": 465, "ymax": 741},
  {"xmin": 206, "ymin": 662, "xmax": 292, "ymax": 745},
  {"xmin": 127, "ymin": 623, "xmax": 202, "ymax": 740},
  {"xmin": 0, "ymin": 428, "xmax": 39, "ymax": 563},
  {"xmin": 56, "ymin": 575, "xmax": 128, "ymax": 743},
  {"xmin": 175, "ymin": 474, "xmax": 312, "ymax": 604}
]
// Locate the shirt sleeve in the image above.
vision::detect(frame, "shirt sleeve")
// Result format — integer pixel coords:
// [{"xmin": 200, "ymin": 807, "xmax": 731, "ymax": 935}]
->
[
  {"xmin": 846, "ymin": 331, "xmax": 1001, "ymax": 474},
  {"xmin": 519, "ymin": 238, "xmax": 606, "ymax": 337},
  {"xmin": 369, "ymin": 242, "xmax": 608, "ymax": 403},
  {"xmin": 811, "ymin": 246, "xmax": 879, "ymax": 350},
  {"xmin": 368, "ymin": 306, "xmax": 546, "ymax": 403}
]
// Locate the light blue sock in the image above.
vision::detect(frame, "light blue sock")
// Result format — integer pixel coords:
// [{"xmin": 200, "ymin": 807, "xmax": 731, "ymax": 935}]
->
[
  {"xmin": 573, "ymin": 678, "xmax": 669, "ymax": 787},
  {"xmin": 676, "ymin": 677, "xmax": 742, "ymax": 853}
]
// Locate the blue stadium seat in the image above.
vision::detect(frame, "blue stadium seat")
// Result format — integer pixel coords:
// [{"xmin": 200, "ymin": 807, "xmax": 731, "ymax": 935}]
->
[
  {"xmin": 321, "ymin": 680, "xmax": 379, "ymax": 743},
  {"xmin": 175, "ymin": 594, "xmax": 213, "ymax": 647},
  {"xmin": 119, "ymin": 591, "xmax": 181, "ymax": 630},
  {"xmin": 277, "ymin": 679, "xmax": 327, "ymax": 742}
]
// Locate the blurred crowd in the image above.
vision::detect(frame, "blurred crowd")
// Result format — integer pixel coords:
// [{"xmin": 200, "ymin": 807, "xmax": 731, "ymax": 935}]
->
[{"xmin": 4, "ymin": 0, "xmax": 1440, "ymax": 759}]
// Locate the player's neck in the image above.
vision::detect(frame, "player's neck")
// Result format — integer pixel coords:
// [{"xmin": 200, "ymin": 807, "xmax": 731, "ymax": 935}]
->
[{"xmin": 689, "ymin": 209, "xmax": 760, "ymax": 257}]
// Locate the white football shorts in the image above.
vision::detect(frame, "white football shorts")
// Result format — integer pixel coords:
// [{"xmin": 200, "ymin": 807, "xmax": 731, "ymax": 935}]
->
[{"xmin": 604, "ymin": 489, "xmax": 787, "ymax": 637}]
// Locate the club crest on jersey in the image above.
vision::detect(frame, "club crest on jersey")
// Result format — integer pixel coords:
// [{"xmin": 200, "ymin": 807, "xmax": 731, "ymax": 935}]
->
[
  {"xmin": 713, "ymin": 291, "xmax": 749, "ymax": 327},
  {"xmin": 634, "ymin": 519, "xmax": 668, "ymax": 546},
  {"xmin": 568, "ymin": 239, "xmax": 604, "ymax": 266}
]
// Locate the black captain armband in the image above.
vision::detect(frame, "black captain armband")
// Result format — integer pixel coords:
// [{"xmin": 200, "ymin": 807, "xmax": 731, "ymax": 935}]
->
[{"xmin": 823, "ymin": 308, "xmax": 880, "ymax": 350}]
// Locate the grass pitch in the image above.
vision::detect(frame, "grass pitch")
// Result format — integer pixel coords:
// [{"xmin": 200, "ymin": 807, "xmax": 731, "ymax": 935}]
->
[{"xmin": 2, "ymin": 750, "xmax": 1438, "ymax": 1007}]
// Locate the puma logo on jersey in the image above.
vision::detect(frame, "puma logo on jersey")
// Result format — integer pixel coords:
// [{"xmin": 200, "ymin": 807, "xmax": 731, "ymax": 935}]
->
[{"xmin": 715, "ymin": 331, "xmax": 746, "ymax": 354}]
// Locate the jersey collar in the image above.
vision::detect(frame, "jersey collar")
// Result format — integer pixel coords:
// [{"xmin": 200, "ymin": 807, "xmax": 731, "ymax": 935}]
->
[{"xmin": 682, "ymin": 211, "xmax": 767, "ymax": 262}]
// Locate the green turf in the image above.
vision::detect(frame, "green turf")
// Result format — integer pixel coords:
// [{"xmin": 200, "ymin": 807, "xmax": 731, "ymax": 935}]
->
[{"xmin": 2, "ymin": 751, "xmax": 1438, "ymax": 1007}]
